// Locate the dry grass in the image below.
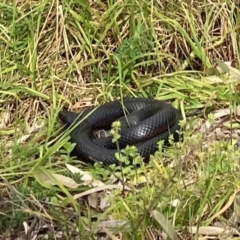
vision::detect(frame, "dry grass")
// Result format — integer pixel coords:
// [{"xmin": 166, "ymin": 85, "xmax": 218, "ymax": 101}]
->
[{"xmin": 1, "ymin": 0, "xmax": 240, "ymax": 239}]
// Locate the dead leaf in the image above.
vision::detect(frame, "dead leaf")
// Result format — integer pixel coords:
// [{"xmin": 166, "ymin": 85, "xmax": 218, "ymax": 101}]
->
[
  {"xmin": 216, "ymin": 59, "xmax": 240, "ymax": 81},
  {"xmin": 103, "ymin": 226, "xmax": 121, "ymax": 240},
  {"xmin": 36, "ymin": 172, "xmax": 80, "ymax": 188},
  {"xmin": 87, "ymin": 192, "xmax": 99, "ymax": 209},
  {"xmin": 187, "ymin": 226, "xmax": 237, "ymax": 236},
  {"xmin": 100, "ymin": 195, "xmax": 111, "ymax": 210},
  {"xmin": 65, "ymin": 163, "xmax": 105, "ymax": 187},
  {"xmin": 73, "ymin": 184, "xmax": 132, "ymax": 199},
  {"xmin": 212, "ymin": 106, "xmax": 240, "ymax": 119},
  {"xmin": 150, "ymin": 210, "xmax": 178, "ymax": 240},
  {"xmin": 94, "ymin": 220, "xmax": 130, "ymax": 233},
  {"xmin": 213, "ymin": 108, "xmax": 231, "ymax": 119}
]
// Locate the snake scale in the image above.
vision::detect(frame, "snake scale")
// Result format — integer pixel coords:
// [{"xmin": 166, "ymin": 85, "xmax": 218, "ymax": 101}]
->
[{"xmin": 59, "ymin": 98, "xmax": 183, "ymax": 165}]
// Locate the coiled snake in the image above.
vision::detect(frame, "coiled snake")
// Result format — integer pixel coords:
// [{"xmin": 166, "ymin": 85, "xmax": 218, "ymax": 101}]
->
[{"xmin": 59, "ymin": 98, "xmax": 183, "ymax": 165}]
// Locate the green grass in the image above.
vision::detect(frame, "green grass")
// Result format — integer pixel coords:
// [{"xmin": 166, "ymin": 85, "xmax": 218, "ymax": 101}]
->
[{"xmin": 1, "ymin": 0, "xmax": 240, "ymax": 239}]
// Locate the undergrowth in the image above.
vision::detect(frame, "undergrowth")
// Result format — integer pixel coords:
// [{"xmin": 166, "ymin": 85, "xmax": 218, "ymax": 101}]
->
[{"xmin": 1, "ymin": 0, "xmax": 240, "ymax": 239}]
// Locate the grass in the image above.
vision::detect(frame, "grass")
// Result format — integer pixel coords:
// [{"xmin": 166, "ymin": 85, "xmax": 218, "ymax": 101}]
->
[{"xmin": 1, "ymin": 0, "xmax": 240, "ymax": 239}]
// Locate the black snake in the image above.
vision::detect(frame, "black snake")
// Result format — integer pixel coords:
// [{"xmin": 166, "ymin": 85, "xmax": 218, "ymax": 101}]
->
[{"xmin": 59, "ymin": 98, "xmax": 183, "ymax": 165}]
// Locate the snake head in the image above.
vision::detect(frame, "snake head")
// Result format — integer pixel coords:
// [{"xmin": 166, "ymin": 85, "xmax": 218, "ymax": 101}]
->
[{"xmin": 59, "ymin": 110, "xmax": 80, "ymax": 126}]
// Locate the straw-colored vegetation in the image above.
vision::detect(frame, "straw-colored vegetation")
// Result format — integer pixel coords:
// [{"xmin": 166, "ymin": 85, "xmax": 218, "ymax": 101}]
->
[{"xmin": 1, "ymin": 0, "xmax": 240, "ymax": 239}]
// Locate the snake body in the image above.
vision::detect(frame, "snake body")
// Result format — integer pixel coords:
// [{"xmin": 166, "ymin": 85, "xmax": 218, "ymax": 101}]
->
[{"xmin": 59, "ymin": 98, "xmax": 183, "ymax": 165}]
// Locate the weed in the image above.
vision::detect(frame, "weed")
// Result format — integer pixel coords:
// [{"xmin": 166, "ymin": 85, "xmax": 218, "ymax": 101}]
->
[{"xmin": 1, "ymin": 0, "xmax": 240, "ymax": 239}]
